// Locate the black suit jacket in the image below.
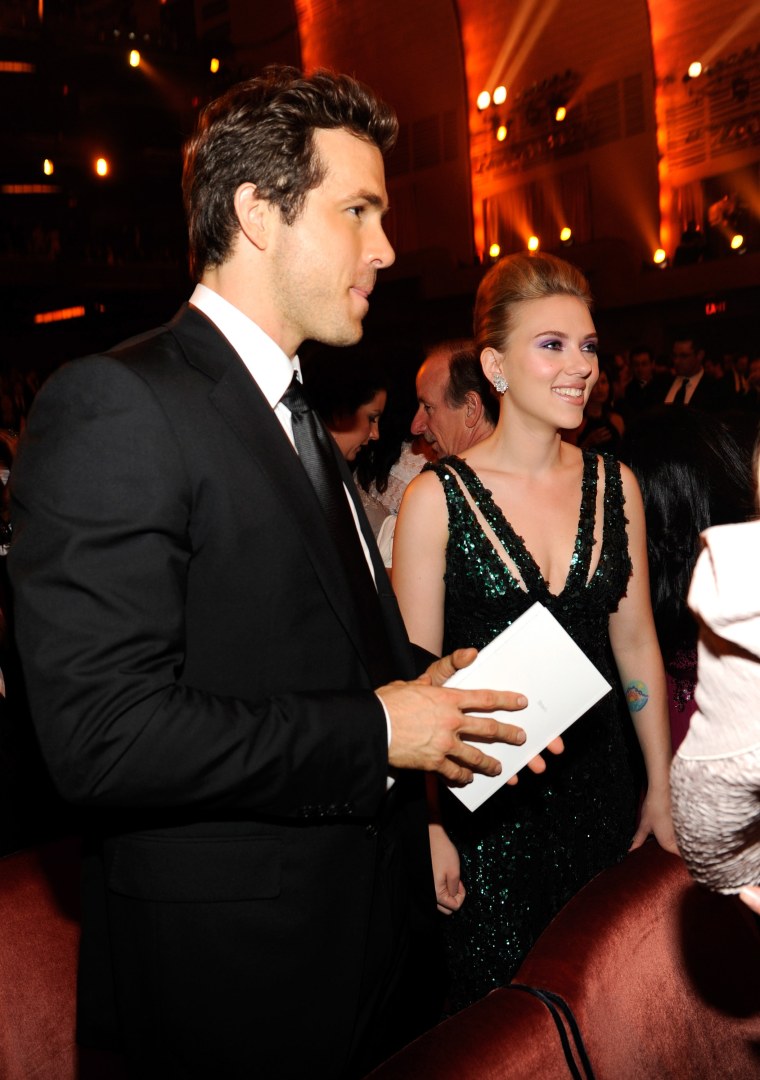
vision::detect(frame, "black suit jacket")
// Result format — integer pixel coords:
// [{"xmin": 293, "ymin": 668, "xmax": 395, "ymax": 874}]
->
[
  {"xmin": 622, "ymin": 373, "xmax": 672, "ymax": 420},
  {"xmin": 663, "ymin": 371, "xmax": 738, "ymax": 413},
  {"xmin": 9, "ymin": 306, "xmax": 440, "ymax": 1078}
]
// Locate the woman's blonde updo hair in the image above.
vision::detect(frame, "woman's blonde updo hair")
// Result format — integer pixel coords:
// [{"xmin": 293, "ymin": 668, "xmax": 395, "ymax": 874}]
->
[{"xmin": 474, "ymin": 252, "xmax": 593, "ymax": 357}]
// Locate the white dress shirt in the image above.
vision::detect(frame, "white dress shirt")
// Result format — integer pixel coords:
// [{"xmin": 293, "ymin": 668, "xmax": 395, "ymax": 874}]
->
[{"xmin": 189, "ymin": 284, "xmax": 376, "ymax": 578}]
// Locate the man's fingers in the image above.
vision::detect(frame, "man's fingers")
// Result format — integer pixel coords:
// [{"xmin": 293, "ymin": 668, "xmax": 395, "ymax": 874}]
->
[
  {"xmin": 449, "ymin": 740, "xmax": 504, "ymax": 776},
  {"xmin": 458, "ymin": 714, "xmax": 527, "ymax": 746},
  {"xmin": 437, "ymin": 758, "xmax": 474, "ymax": 785},
  {"xmin": 455, "ymin": 689, "xmax": 528, "ymax": 715},
  {"xmin": 425, "ymin": 649, "xmax": 478, "ymax": 687},
  {"xmin": 447, "ymin": 647, "xmax": 479, "ymax": 672}
]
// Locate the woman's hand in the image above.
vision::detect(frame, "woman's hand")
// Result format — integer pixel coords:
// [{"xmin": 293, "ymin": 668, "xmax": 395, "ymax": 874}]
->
[
  {"xmin": 739, "ymin": 886, "xmax": 760, "ymax": 915},
  {"xmin": 629, "ymin": 786, "xmax": 679, "ymax": 854},
  {"xmin": 429, "ymin": 823, "xmax": 466, "ymax": 915}
]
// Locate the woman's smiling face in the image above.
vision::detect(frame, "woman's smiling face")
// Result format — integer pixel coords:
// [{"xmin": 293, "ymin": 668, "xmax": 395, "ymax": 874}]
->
[{"xmin": 490, "ymin": 294, "xmax": 599, "ymax": 429}]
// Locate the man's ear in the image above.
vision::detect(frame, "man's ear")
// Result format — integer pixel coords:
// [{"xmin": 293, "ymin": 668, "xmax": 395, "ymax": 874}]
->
[
  {"xmin": 234, "ymin": 182, "xmax": 274, "ymax": 251},
  {"xmin": 463, "ymin": 390, "xmax": 483, "ymax": 428}
]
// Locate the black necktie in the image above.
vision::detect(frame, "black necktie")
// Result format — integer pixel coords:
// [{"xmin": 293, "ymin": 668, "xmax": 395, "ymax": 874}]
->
[
  {"xmin": 672, "ymin": 377, "xmax": 690, "ymax": 405},
  {"xmin": 281, "ymin": 374, "xmax": 357, "ymax": 538},
  {"xmin": 281, "ymin": 375, "xmax": 393, "ymax": 681}
]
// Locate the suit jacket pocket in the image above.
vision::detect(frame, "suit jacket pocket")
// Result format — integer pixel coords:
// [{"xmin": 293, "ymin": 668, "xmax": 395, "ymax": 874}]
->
[{"xmin": 107, "ymin": 834, "xmax": 282, "ymax": 902}]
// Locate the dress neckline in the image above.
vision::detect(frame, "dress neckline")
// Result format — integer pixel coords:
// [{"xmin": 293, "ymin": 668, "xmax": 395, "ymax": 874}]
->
[{"xmin": 437, "ymin": 451, "xmax": 600, "ymax": 600}]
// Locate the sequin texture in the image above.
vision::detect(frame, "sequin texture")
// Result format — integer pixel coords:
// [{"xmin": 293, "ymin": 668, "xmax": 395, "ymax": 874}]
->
[{"xmin": 426, "ymin": 451, "xmax": 641, "ymax": 1013}]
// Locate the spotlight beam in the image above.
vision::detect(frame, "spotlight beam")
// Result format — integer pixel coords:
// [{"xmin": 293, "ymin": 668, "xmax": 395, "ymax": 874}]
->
[
  {"xmin": 700, "ymin": 3, "xmax": 760, "ymax": 69},
  {"xmin": 484, "ymin": 0, "xmax": 537, "ymax": 91},
  {"xmin": 489, "ymin": 0, "xmax": 563, "ymax": 95}
]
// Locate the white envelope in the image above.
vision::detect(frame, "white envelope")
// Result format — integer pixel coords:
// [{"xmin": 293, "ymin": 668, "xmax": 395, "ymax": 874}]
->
[{"xmin": 444, "ymin": 601, "xmax": 611, "ymax": 811}]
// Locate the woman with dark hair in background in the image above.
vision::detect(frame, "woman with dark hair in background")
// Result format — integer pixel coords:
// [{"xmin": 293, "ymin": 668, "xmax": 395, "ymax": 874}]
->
[
  {"xmin": 354, "ymin": 377, "xmax": 437, "ymax": 552},
  {"xmin": 303, "ymin": 340, "xmax": 435, "ymax": 550},
  {"xmin": 301, "ymin": 341, "xmax": 388, "ymax": 467},
  {"xmin": 621, "ymin": 406, "xmax": 754, "ymax": 750}
]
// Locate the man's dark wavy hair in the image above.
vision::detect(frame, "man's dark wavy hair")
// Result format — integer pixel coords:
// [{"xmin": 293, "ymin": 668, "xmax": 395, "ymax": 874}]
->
[{"xmin": 182, "ymin": 64, "xmax": 398, "ymax": 280}]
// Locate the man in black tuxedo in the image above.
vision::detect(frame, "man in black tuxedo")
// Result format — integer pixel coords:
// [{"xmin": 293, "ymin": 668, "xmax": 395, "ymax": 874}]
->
[
  {"xmin": 663, "ymin": 336, "xmax": 737, "ymax": 412},
  {"xmin": 9, "ymin": 67, "xmax": 535, "ymax": 1079},
  {"xmin": 622, "ymin": 345, "xmax": 671, "ymax": 421}
]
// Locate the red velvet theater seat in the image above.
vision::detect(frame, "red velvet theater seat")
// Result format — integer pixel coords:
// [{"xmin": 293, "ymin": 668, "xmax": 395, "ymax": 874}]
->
[
  {"xmin": 365, "ymin": 979, "xmax": 575, "ymax": 1079},
  {"xmin": 368, "ymin": 842, "xmax": 760, "ymax": 1078},
  {"xmin": 515, "ymin": 841, "xmax": 760, "ymax": 1078},
  {"xmin": 0, "ymin": 837, "xmax": 127, "ymax": 1080}
]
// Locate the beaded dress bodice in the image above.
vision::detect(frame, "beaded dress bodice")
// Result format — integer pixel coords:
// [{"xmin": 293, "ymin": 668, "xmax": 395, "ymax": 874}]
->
[{"xmin": 426, "ymin": 450, "xmax": 631, "ymax": 664}]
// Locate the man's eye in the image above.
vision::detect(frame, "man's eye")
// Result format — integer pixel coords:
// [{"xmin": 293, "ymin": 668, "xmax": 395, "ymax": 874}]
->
[{"xmin": 349, "ymin": 206, "xmax": 365, "ymax": 218}]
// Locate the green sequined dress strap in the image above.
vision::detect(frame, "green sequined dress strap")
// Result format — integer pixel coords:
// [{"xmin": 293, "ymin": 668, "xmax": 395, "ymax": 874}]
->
[{"xmin": 424, "ymin": 451, "xmax": 603, "ymax": 599}]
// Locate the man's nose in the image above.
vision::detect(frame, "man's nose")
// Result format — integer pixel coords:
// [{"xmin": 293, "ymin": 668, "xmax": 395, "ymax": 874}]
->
[
  {"xmin": 410, "ymin": 404, "xmax": 426, "ymax": 435},
  {"xmin": 368, "ymin": 222, "xmax": 395, "ymax": 270}
]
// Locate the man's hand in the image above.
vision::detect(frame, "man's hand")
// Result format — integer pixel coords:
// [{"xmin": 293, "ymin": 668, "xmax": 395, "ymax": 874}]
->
[
  {"xmin": 378, "ymin": 672, "xmax": 528, "ymax": 785},
  {"xmin": 386, "ymin": 647, "xmax": 563, "ymax": 784}
]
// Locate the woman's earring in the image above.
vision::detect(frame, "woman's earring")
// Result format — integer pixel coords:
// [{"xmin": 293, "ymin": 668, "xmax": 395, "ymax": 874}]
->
[{"xmin": 493, "ymin": 374, "xmax": 508, "ymax": 394}]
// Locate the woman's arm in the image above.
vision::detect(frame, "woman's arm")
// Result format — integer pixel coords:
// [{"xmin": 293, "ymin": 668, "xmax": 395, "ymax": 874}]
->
[
  {"xmin": 609, "ymin": 463, "xmax": 678, "ymax": 854},
  {"xmin": 392, "ymin": 470, "xmax": 449, "ymax": 656},
  {"xmin": 395, "ymin": 471, "xmax": 470, "ymax": 907}
]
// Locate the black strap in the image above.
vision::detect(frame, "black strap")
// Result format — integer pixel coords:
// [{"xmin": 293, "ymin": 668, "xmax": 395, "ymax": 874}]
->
[{"xmin": 508, "ymin": 984, "xmax": 596, "ymax": 1080}]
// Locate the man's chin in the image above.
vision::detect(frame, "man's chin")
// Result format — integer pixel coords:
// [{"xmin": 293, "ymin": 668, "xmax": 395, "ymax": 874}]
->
[{"xmin": 313, "ymin": 322, "xmax": 364, "ymax": 348}]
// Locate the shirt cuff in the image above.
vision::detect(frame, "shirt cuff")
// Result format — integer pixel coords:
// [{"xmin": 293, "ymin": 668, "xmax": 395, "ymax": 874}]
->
[{"xmin": 375, "ymin": 692, "xmax": 396, "ymax": 791}]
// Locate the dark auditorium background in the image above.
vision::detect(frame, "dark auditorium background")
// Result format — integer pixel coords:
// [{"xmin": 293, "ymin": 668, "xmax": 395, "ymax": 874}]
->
[{"xmin": 1, "ymin": 0, "xmax": 759, "ymax": 377}]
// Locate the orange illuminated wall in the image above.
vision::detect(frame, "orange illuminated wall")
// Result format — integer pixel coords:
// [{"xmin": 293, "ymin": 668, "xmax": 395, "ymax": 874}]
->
[
  {"xmin": 294, "ymin": 0, "xmax": 475, "ymax": 265},
  {"xmin": 201, "ymin": 1, "xmax": 760, "ymax": 276},
  {"xmin": 457, "ymin": 0, "xmax": 660, "ymax": 265},
  {"xmin": 647, "ymin": 0, "xmax": 760, "ymax": 259}
]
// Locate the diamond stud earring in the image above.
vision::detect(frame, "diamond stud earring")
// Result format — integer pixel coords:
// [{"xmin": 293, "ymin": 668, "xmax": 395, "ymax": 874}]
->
[{"xmin": 493, "ymin": 374, "xmax": 508, "ymax": 394}]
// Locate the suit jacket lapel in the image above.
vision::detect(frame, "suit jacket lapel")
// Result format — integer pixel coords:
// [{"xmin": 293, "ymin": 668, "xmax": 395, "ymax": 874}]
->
[
  {"xmin": 335, "ymin": 448, "xmax": 417, "ymax": 681},
  {"xmin": 169, "ymin": 305, "xmax": 387, "ymax": 681}
]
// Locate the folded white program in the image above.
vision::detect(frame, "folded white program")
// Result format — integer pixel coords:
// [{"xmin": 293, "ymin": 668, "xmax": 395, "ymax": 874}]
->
[{"xmin": 444, "ymin": 601, "xmax": 611, "ymax": 811}]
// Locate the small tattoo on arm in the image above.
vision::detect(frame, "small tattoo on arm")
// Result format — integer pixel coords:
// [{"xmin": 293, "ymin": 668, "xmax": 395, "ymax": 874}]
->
[{"xmin": 625, "ymin": 680, "xmax": 649, "ymax": 712}]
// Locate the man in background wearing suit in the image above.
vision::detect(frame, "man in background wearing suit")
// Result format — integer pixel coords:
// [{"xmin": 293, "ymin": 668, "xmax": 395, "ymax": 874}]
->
[
  {"xmin": 663, "ymin": 335, "xmax": 737, "ymax": 412},
  {"xmin": 9, "ymin": 67, "xmax": 536, "ymax": 1079},
  {"xmin": 622, "ymin": 345, "xmax": 671, "ymax": 421},
  {"xmin": 411, "ymin": 340, "xmax": 498, "ymax": 458}
]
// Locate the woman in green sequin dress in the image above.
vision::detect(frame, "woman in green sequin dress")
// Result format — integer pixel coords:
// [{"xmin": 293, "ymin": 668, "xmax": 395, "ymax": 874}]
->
[{"xmin": 393, "ymin": 254, "xmax": 678, "ymax": 1012}]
